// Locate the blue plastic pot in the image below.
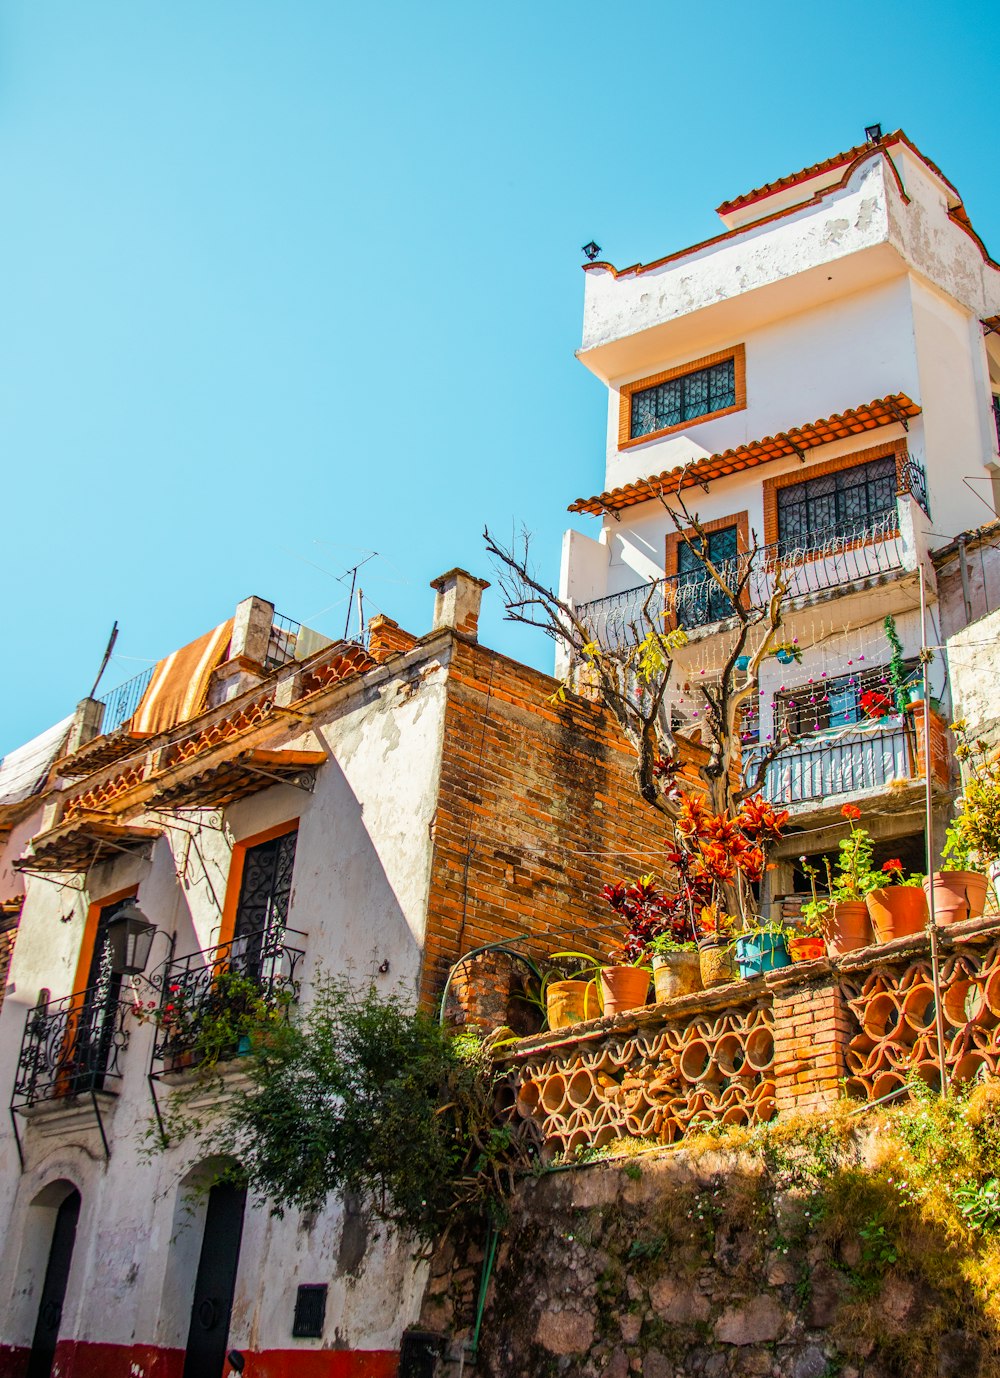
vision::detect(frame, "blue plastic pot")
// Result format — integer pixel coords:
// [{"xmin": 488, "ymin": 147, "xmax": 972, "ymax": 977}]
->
[
  {"xmin": 775, "ymin": 648, "xmax": 795, "ymax": 666},
  {"xmin": 735, "ymin": 933, "xmax": 791, "ymax": 979},
  {"xmin": 735, "ymin": 655, "xmax": 750, "ymax": 672}
]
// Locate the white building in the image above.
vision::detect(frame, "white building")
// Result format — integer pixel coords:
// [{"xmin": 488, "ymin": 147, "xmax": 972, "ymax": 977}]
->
[{"xmin": 561, "ymin": 127, "xmax": 1000, "ymax": 884}]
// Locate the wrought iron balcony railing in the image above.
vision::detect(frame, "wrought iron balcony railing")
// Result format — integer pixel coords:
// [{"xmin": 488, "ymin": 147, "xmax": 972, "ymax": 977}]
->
[
  {"xmin": 150, "ymin": 925, "xmax": 306, "ymax": 1070},
  {"xmin": 576, "ymin": 508, "xmax": 907, "ymax": 652},
  {"xmin": 11, "ymin": 987, "xmax": 131, "ymax": 1111},
  {"xmin": 98, "ymin": 666, "xmax": 155, "ymax": 735},
  {"xmin": 742, "ymin": 725, "xmax": 913, "ymax": 807}
]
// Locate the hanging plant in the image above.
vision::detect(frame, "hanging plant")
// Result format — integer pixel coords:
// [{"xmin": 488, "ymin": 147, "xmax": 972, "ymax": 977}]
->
[{"xmin": 770, "ymin": 641, "xmax": 801, "ymax": 665}]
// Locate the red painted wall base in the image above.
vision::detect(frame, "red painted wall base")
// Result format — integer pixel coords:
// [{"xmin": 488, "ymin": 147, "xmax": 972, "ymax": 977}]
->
[{"xmin": 0, "ymin": 1342, "xmax": 399, "ymax": 1378}]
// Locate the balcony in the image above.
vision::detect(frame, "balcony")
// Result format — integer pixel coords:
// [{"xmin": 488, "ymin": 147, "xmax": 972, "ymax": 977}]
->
[
  {"xmin": 742, "ymin": 725, "xmax": 914, "ymax": 808},
  {"xmin": 12, "ymin": 988, "xmax": 132, "ymax": 1111},
  {"xmin": 150, "ymin": 925, "xmax": 306, "ymax": 1074},
  {"xmin": 575, "ymin": 508, "xmax": 911, "ymax": 652}
]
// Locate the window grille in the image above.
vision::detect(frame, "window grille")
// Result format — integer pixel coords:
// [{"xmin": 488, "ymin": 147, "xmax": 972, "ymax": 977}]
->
[
  {"xmin": 776, "ymin": 455, "xmax": 897, "ymax": 552},
  {"xmin": 772, "ymin": 659, "xmax": 918, "ymax": 739},
  {"xmin": 630, "ymin": 358, "xmax": 736, "ymax": 440},
  {"xmin": 675, "ymin": 525, "xmax": 739, "ymax": 626}
]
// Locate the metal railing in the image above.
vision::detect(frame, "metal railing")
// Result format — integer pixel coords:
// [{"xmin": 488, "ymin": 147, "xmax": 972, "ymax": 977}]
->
[
  {"xmin": 742, "ymin": 725, "xmax": 912, "ymax": 806},
  {"xmin": 97, "ymin": 666, "xmax": 155, "ymax": 735},
  {"xmin": 150, "ymin": 925, "xmax": 306, "ymax": 1069},
  {"xmin": 576, "ymin": 509, "xmax": 907, "ymax": 651},
  {"xmin": 11, "ymin": 988, "xmax": 131, "ymax": 1109},
  {"xmin": 265, "ymin": 612, "xmax": 303, "ymax": 670}
]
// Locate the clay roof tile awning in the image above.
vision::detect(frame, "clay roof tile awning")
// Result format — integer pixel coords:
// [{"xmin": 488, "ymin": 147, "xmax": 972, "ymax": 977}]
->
[
  {"xmin": 569, "ymin": 393, "xmax": 921, "ymax": 517},
  {"xmin": 15, "ymin": 818, "xmax": 161, "ymax": 874},
  {"xmin": 149, "ymin": 749, "xmax": 327, "ymax": 812}
]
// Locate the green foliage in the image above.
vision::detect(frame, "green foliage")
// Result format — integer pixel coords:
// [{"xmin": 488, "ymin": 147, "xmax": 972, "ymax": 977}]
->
[
  {"xmin": 954, "ymin": 1177, "xmax": 1000, "ymax": 1231},
  {"xmin": 227, "ymin": 976, "xmax": 528, "ymax": 1241},
  {"xmin": 949, "ymin": 721, "xmax": 1000, "ymax": 868}
]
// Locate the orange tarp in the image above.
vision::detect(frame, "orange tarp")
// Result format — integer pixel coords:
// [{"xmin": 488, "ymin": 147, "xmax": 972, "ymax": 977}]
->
[{"xmin": 129, "ymin": 621, "xmax": 233, "ymax": 737}]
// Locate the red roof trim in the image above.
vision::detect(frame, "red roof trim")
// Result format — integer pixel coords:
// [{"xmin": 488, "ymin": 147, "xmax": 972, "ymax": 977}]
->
[{"xmin": 584, "ymin": 132, "xmax": 991, "ymax": 287}]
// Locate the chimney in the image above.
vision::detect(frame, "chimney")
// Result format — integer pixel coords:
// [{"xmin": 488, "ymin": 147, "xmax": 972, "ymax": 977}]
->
[
  {"xmin": 429, "ymin": 569, "xmax": 490, "ymax": 642},
  {"xmin": 368, "ymin": 615, "xmax": 419, "ymax": 663}
]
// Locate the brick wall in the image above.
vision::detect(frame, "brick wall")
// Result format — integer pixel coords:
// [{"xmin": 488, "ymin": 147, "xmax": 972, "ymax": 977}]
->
[
  {"xmin": 420, "ymin": 638, "xmax": 700, "ymax": 1007},
  {"xmin": 0, "ymin": 911, "xmax": 19, "ymax": 1015}
]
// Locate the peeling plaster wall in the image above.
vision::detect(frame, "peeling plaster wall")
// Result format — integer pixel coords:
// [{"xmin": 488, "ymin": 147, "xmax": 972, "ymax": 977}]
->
[{"xmin": 0, "ymin": 650, "xmax": 451, "ymax": 1364}]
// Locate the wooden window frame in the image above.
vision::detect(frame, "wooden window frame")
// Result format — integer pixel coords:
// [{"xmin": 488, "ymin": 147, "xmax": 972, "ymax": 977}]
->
[
  {"xmin": 618, "ymin": 344, "xmax": 746, "ymax": 451},
  {"xmin": 761, "ymin": 439, "xmax": 908, "ymax": 551},
  {"xmin": 218, "ymin": 818, "xmax": 300, "ymax": 949},
  {"xmin": 72, "ymin": 885, "xmax": 138, "ymax": 996},
  {"xmin": 664, "ymin": 512, "xmax": 751, "ymax": 623}
]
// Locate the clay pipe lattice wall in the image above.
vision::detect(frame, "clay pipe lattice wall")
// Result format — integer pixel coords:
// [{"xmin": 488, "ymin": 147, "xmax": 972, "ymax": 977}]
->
[
  {"xmin": 498, "ymin": 998, "xmax": 776, "ymax": 1160},
  {"xmin": 842, "ymin": 937, "xmax": 1000, "ymax": 1099}
]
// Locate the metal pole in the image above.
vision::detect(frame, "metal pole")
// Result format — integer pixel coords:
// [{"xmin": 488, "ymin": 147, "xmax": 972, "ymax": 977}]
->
[
  {"xmin": 919, "ymin": 564, "xmax": 948, "ymax": 1099},
  {"xmin": 356, "ymin": 587, "xmax": 364, "ymax": 642}
]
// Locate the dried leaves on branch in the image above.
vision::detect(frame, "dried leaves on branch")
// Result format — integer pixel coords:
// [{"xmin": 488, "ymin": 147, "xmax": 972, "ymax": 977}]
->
[{"xmin": 485, "ymin": 479, "xmax": 797, "ymax": 819}]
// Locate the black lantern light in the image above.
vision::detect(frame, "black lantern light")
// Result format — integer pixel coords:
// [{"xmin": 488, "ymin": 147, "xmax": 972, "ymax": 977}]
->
[
  {"xmin": 582, "ymin": 240, "xmax": 602, "ymax": 262},
  {"xmin": 865, "ymin": 123, "xmax": 883, "ymax": 146},
  {"xmin": 106, "ymin": 903, "xmax": 157, "ymax": 976}
]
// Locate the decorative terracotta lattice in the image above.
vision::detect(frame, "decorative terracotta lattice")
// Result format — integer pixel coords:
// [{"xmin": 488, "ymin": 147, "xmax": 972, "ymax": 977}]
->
[
  {"xmin": 500, "ymin": 1001, "xmax": 776, "ymax": 1160},
  {"xmin": 843, "ymin": 939, "xmax": 1000, "ymax": 1099}
]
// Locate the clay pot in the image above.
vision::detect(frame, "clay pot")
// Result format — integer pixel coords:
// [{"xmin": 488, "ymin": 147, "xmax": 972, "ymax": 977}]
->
[
  {"xmin": 923, "ymin": 871, "xmax": 988, "ymax": 926},
  {"xmin": 699, "ymin": 942, "xmax": 736, "ymax": 988},
  {"xmin": 546, "ymin": 979, "xmax": 600, "ymax": 1030},
  {"xmin": 652, "ymin": 951, "xmax": 702, "ymax": 1003},
  {"xmin": 866, "ymin": 886, "xmax": 929, "ymax": 943},
  {"xmin": 788, "ymin": 934, "xmax": 826, "ymax": 963},
  {"xmin": 599, "ymin": 965, "xmax": 650, "ymax": 1017},
  {"xmin": 824, "ymin": 901, "xmax": 871, "ymax": 957}
]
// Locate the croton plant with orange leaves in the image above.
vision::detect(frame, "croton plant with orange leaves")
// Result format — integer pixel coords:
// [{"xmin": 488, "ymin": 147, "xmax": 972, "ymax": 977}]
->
[{"xmin": 669, "ymin": 791, "xmax": 790, "ymax": 939}]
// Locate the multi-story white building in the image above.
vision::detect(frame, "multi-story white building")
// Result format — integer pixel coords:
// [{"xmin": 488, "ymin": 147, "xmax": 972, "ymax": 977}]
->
[{"xmin": 561, "ymin": 127, "xmax": 1000, "ymax": 886}]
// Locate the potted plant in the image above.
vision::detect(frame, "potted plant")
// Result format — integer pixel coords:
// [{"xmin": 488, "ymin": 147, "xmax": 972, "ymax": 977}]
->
[
  {"xmin": 731, "ymin": 919, "xmax": 792, "ymax": 978},
  {"xmin": 785, "ymin": 905, "xmax": 827, "ymax": 963},
  {"xmin": 668, "ymin": 792, "xmax": 790, "ymax": 986},
  {"xmin": 599, "ymin": 876, "xmax": 664, "ymax": 1016},
  {"xmin": 922, "ymin": 721, "xmax": 997, "ymax": 924},
  {"xmin": 695, "ymin": 906, "xmax": 737, "ymax": 987},
  {"xmin": 534, "ymin": 953, "xmax": 603, "ymax": 1030},
  {"xmin": 800, "ymin": 804, "xmax": 877, "ymax": 956},
  {"xmin": 866, "ymin": 858, "xmax": 928, "ymax": 942},
  {"xmin": 647, "ymin": 927, "xmax": 701, "ymax": 1003}
]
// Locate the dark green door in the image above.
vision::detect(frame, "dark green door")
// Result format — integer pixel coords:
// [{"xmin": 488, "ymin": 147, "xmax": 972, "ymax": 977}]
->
[
  {"xmin": 27, "ymin": 1189, "xmax": 81, "ymax": 1378},
  {"xmin": 182, "ymin": 1182, "xmax": 247, "ymax": 1378}
]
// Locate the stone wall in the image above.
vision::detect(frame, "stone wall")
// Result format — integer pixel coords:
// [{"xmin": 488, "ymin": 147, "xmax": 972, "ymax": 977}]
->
[{"xmin": 418, "ymin": 1126, "xmax": 992, "ymax": 1378}]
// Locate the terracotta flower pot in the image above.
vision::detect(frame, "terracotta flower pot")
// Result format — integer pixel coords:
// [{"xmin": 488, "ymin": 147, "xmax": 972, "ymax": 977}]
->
[
  {"xmin": 866, "ymin": 887, "xmax": 929, "ymax": 943},
  {"xmin": 698, "ymin": 941, "xmax": 736, "ymax": 988},
  {"xmin": 599, "ymin": 965, "xmax": 650, "ymax": 1017},
  {"xmin": 546, "ymin": 979, "xmax": 600, "ymax": 1030},
  {"xmin": 824, "ymin": 901, "xmax": 871, "ymax": 957},
  {"xmin": 652, "ymin": 951, "xmax": 702, "ymax": 1003},
  {"xmin": 923, "ymin": 871, "xmax": 988, "ymax": 926},
  {"xmin": 789, "ymin": 934, "xmax": 826, "ymax": 963}
]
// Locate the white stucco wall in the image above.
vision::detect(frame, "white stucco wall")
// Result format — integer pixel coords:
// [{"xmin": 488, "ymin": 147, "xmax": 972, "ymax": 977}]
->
[{"xmin": 0, "ymin": 646, "xmax": 452, "ymax": 1359}]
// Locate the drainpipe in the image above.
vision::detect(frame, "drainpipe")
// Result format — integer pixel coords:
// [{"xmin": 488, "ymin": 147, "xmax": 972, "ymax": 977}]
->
[{"xmin": 957, "ymin": 535, "xmax": 974, "ymax": 624}]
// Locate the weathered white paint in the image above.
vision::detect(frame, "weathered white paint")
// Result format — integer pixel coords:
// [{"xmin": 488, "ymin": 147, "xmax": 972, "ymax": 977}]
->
[{"xmin": 0, "ymin": 625, "xmax": 455, "ymax": 1361}]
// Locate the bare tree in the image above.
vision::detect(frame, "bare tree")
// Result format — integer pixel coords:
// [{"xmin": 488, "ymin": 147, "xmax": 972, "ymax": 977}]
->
[{"xmin": 485, "ymin": 474, "xmax": 798, "ymax": 820}]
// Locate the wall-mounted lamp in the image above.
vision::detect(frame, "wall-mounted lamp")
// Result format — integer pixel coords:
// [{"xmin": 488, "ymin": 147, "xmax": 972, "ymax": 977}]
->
[{"xmin": 106, "ymin": 904, "xmax": 157, "ymax": 976}]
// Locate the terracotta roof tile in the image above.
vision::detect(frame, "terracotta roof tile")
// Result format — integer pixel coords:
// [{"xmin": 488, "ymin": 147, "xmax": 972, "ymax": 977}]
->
[{"xmin": 569, "ymin": 394, "xmax": 921, "ymax": 516}]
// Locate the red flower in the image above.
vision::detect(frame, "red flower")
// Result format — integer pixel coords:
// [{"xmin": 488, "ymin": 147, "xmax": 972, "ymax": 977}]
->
[
  {"xmin": 882, "ymin": 859, "xmax": 904, "ymax": 875},
  {"xmin": 841, "ymin": 803, "xmax": 862, "ymax": 821},
  {"xmin": 860, "ymin": 690, "xmax": 893, "ymax": 720}
]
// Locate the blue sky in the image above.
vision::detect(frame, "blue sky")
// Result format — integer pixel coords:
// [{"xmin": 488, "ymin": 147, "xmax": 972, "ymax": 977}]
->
[{"xmin": 2, "ymin": 0, "xmax": 998, "ymax": 754}]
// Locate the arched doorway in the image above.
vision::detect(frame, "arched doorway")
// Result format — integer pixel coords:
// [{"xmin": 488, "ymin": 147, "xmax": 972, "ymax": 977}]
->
[
  {"xmin": 182, "ymin": 1180, "xmax": 247, "ymax": 1378},
  {"xmin": 27, "ymin": 1187, "xmax": 81, "ymax": 1378}
]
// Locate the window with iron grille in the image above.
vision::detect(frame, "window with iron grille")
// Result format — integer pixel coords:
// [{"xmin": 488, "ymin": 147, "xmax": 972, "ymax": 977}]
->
[
  {"xmin": 773, "ymin": 659, "xmax": 917, "ymax": 738},
  {"xmin": 676, "ymin": 526, "xmax": 739, "ymax": 627},
  {"xmin": 630, "ymin": 358, "xmax": 736, "ymax": 441},
  {"xmin": 776, "ymin": 455, "xmax": 898, "ymax": 552},
  {"xmin": 231, "ymin": 830, "xmax": 298, "ymax": 982},
  {"xmin": 992, "ymin": 393, "xmax": 1000, "ymax": 451}
]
